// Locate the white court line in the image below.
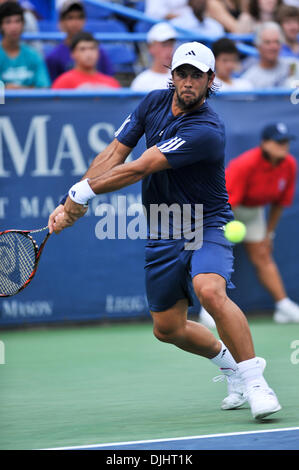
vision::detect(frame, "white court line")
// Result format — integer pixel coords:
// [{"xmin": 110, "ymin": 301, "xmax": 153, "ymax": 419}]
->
[{"xmin": 43, "ymin": 426, "xmax": 299, "ymax": 450}]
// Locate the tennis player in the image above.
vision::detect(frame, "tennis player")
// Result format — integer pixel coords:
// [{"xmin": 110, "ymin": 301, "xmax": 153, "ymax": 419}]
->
[{"xmin": 49, "ymin": 42, "xmax": 281, "ymax": 420}]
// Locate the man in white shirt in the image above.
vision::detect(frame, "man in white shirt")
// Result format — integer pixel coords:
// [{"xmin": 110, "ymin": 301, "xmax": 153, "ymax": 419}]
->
[
  {"xmin": 241, "ymin": 22, "xmax": 298, "ymax": 88},
  {"xmin": 130, "ymin": 22, "xmax": 177, "ymax": 92},
  {"xmin": 170, "ymin": 0, "xmax": 224, "ymax": 38},
  {"xmin": 145, "ymin": 0, "xmax": 189, "ymax": 21}
]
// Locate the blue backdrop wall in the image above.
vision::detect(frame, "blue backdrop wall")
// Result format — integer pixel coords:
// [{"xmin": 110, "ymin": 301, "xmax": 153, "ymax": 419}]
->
[{"xmin": 0, "ymin": 91, "xmax": 298, "ymax": 326}]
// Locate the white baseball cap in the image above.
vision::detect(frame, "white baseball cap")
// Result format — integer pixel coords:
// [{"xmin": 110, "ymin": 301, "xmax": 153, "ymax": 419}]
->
[
  {"xmin": 171, "ymin": 42, "xmax": 215, "ymax": 73},
  {"xmin": 147, "ymin": 22, "xmax": 178, "ymax": 44}
]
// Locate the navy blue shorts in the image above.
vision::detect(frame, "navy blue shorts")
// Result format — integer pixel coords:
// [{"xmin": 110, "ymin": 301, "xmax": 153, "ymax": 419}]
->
[{"xmin": 144, "ymin": 227, "xmax": 235, "ymax": 312}]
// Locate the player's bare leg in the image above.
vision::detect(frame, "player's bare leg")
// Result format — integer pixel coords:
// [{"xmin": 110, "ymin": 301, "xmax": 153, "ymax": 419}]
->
[
  {"xmin": 193, "ymin": 273, "xmax": 255, "ymax": 362},
  {"xmin": 151, "ymin": 298, "xmax": 221, "ymax": 359},
  {"xmin": 151, "ymin": 296, "xmax": 259, "ymax": 415},
  {"xmin": 245, "ymin": 241, "xmax": 286, "ymax": 301},
  {"xmin": 151, "ymin": 298, "xmax": 253, "ymax": 410}
]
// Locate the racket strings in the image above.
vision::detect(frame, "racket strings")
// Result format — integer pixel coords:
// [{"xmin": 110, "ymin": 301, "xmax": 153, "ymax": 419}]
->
[{"xmin": 0, "ymin": 232, "xmax": 36, "ymax": 295}]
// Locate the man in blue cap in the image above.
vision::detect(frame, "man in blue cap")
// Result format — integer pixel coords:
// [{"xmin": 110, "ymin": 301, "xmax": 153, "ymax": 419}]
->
[{"xmin": 200, "ymin": 122, "xmax": 299, "ymax": 327}]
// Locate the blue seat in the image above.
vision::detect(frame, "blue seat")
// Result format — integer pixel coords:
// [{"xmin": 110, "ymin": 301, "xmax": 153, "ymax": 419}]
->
[
  {"xmin": 85, "ymin": 19, "xmax": 129, "ymax": 33},
  {"xmin": 133, "ymin": 20, "xmax": 152, "ymax": 34},
  {"xmin": 103, "ymin": 43, "xmax": 137, "ymax": 73},
  {"xmin": 27, "ymin": 0, "xmax": 54, "ymax": 20},
  {"xmin": 84, "ymin": 2, "xmax": 111, "ymax": 19},
  {"xmin": 38, "ymin": 20, "xmax": 59, "ymax": 32}
]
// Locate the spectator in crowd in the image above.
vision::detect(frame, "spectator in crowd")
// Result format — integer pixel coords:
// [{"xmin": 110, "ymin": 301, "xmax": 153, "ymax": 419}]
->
[
  {"xmin": 240, "ymin": 22, "xmax": 296, "ymax": 88},
  {"xmin": 212, "ymin": 37, "xmax": 253, "ymax": 89},
  {"xmin": 207, "ymin": 0, "xmax": 243, "ymax": 32},
  {"xmin": 277, "ymin": 4, "xmax": 299, "ymax": 58},
  {"xmin": 52, "ymin": 32, "xmax": 121, "ymax": 89},
  {"xmin": 0, "ymin": 0, "xmax": 42, "ymax": 52},
  {"xmin": 170, "ymin": 0, "xmax": 225, "ymax": 37},
  {"xmin": 145, "ymin": 0, "xmax": 244, "ymax": 32},
  {"xmin": 46, "ymin": 0, "xmax": 114, "ymax": 83},
  {"xmin": 0, "ymin": 0, "xmax": 39, "ymax": 32},
  {"xmin": 220, "ymin": 0, "xmax": 243, "ymax": 18},
  {"xmin": 0, "ymin": 1, "xmax": 50, "ymax": 88},
  {"xmin": 145, "ymin": 0, "xmax": 190, "ymax": 21},
  {"xmin": 237, "ymin": 0, "xmax": 282, "ymax": 33},
  {"xmin": 130, "ymin": 22, "xmax": 177, "ymax": 92},
  {"xmin": 200, "ymin": 122, "xmax": 299, "ymax": 328}
]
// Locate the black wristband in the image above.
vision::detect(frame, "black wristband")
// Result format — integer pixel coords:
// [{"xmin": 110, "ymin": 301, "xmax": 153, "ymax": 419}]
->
[{"xmin": 58, "ymin": 193, "xmax": 68, "ymax": 205}]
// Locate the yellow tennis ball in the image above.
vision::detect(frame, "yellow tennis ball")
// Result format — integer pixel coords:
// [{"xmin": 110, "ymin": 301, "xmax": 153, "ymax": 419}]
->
[{"xmin": 224, "ymin": 220, "xmax": 246, "ymax": 243}]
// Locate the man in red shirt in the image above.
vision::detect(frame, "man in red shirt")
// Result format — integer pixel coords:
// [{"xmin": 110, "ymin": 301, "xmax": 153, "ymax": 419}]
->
[
  {"xmin": 200, "ymin": 123, "xmax": 299, "ymax": 327},
  {"xmin": 52, "ymin": 32, "xmax": 121, "ymax": 90}
]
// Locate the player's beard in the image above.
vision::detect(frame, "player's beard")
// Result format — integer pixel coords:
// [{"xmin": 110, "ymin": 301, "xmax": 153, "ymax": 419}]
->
[{"xmin": 175, "ymin": 87, "xmax": 207, "ymax": 112}]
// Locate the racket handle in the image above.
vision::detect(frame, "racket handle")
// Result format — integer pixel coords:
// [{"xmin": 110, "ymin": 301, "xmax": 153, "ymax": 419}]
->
[{"xmin": 30, "ymin": 226, "xmax": 49, "ymax": 234}]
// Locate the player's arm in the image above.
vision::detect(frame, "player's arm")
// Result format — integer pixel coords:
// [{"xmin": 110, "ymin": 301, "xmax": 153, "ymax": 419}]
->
[
  {"xmin": 88, "ymin": 145, "xmax": 170, "ymax": 193},
  {"xmin": 261, "ymin": 204, "xmax": 284, "ymax": 251},
  {"xmin": 52, "ymin": 146, "xmax": 170, "ymax": 234},
  {"xmin": 48, "ymin": 139, "xmax": 132, "ymax": 233},
  {"xmin": 82, "ymin": 139, "xmax": 132, "ymax": 180},
  {"xmin": 266, "ymin": 204, "xmax": 284, "ymax": 240}
]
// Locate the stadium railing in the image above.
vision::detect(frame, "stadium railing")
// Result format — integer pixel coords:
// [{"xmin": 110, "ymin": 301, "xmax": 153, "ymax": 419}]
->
[
  {"xmin": 21, "ymin": 32, "xmax": 258, "ymax": 59},
  {"xmin": 4, "ymin": 89, "xmax": 294, "ymax": 98}
]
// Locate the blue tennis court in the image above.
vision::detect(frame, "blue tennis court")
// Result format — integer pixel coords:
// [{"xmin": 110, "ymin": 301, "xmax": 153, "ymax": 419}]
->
[{"xmin": 47, "ymin": 427, "xmax": 299, "ymax": 450}]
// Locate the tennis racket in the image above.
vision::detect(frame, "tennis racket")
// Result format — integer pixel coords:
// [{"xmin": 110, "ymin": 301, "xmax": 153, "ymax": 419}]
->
[{"xmin": 0, "ymin": 226, "xmax": 50, "ymax": 297}]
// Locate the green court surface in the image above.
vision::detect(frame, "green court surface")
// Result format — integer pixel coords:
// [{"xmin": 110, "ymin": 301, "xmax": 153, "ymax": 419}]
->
[{"xmin": 0, "ymin": 317, "xmax": 298, "ymax": 450}]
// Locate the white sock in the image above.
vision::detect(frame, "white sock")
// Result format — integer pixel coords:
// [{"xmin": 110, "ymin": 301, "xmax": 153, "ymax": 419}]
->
[
  {"xmin": 210, "ymin": 340, "xmax": 237, "ymax": 375},
  {"xmin": 238, "ymin": 358, "xmax": 268, "ymax": 389},
  {"xmin": 275, "ymin": 297, "xmax": 290, "ymax": 309}
]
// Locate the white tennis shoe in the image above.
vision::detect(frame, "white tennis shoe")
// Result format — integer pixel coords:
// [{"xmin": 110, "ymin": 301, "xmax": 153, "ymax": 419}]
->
[
  {"xmin": 213, "ymin": 357, "xmax": 266, "ymax": 410},
  {"xmin": 273, "ymin": 298, "xmax": 299, "ymax": 323},
  {"xmin": 245, "ymin": 383, "xmax": 282, "ymax": 420}
]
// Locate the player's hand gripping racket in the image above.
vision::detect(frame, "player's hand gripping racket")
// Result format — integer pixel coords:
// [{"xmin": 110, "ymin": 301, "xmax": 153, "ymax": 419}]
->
[{"xmin": 0, "ymin": 226, "xmax": 50, "ymax": 297}]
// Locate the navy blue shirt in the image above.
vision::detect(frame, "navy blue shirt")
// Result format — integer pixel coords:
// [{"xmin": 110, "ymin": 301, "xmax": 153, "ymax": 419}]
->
[{"xmin": 117, "ymin": 89, "xmax": 233, "ymax": 240}]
